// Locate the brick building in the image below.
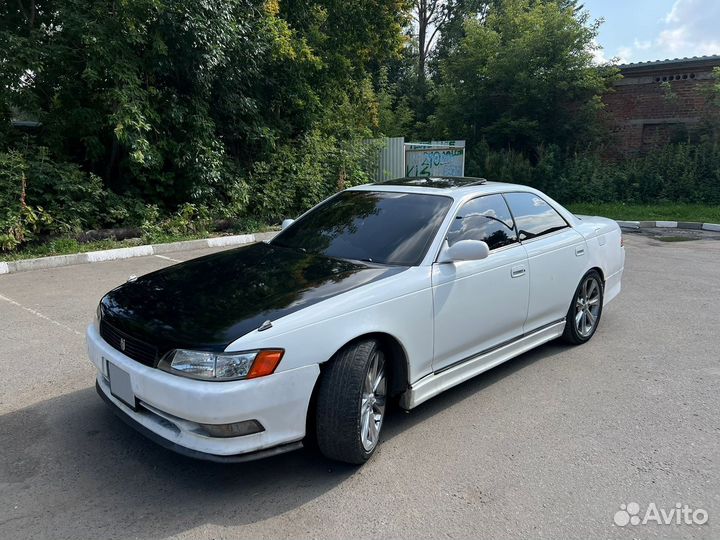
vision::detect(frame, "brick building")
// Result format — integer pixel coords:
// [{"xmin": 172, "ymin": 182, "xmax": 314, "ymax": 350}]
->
[{"xmin": 604, "ymin": 55, "xmax": 719, "ymax": 155}]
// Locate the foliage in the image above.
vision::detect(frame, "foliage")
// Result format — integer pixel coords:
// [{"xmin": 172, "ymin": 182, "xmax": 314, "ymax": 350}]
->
[
  {"xmin": 0, "ymin": 0, "xmax": 399, "ymax": 251},
  {"xmin": 430, "ymin": 0, "xmax": 618, "ymax": 154},
  {"xmin": 248, "ymin": 130, "xmax": 382, "ymax": 223},
  {"xmin": 565, "ymin": 202, "xmax": 720, "ymax": 224},
  {"xmin": 377, "ymin": 68, "xmax": 415, "ymax": 137},
  {"xmin": 0, "ymin": 151, "xmax": 54, "ymax": 250},
  {"xmin": 469, "ymin": 140, "xmax": 720, "ymax": 205},
  {"xmin": 1, "ymin": 0, "xmax": 718, "ymax": 255},
  {"xmin": 697, "ymin": 67, "xmax": 720, "ymax": 142}
]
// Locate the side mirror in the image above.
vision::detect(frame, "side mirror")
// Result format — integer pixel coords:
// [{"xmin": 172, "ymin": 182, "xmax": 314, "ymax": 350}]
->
[
  {"xmin": 438, "ymin": 239, "xmax": 490, "ymax": 263},
  {"xmin": 281, "ymin": 218, "xmax": 295, "ymax": 231}
]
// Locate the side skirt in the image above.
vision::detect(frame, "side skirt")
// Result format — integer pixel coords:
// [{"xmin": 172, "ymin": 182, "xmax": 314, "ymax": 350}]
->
[{"xmin": 399, "ymin": 320, "xmax": 566, "ymax": 410}]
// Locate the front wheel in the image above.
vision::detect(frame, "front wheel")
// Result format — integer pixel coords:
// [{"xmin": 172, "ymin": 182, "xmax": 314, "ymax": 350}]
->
[
  {"xmin": 315, "ymin": 339, "xmax": 387, "ymax": 464},
  {"xmin": 562, "ymin": 270, "xmax": 604, "ymax": 345}
]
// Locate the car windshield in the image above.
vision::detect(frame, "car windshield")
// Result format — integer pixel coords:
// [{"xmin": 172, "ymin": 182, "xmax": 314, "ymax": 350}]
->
[{"xmin": 271, "ymin": 190, "xmax": 453, "ymax": 266}]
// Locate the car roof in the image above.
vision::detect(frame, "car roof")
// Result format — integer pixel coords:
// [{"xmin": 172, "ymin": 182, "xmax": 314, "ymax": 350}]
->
[
  {"xmin": 376, "ymin": 176, "xmax": 488, "ymax": 189},
  {"xmin": 349, "ymin": 176, "xmax": 534, "ymax": 199}
]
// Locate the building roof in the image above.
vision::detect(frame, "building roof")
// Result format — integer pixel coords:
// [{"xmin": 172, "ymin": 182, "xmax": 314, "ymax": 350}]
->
[{"xmin": 618, "ymin": 55, "xmax": 720, "ymax": 74}]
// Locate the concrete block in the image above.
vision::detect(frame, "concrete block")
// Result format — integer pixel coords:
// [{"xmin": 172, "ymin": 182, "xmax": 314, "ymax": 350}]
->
[
  {"xmin": 207, "ymin": 234, "xmax": 254, "ymax": 248},
  {"xmin": 10, "ymin": 253, "xmax": 87, "ymax": 272},
  {"xmin": 677, "ymin": 221, "xmax": 703, "ymax": 230},
  {"xmin": 654, "ymin": 221, "xmax": 677, "ymax": 228},
  {"xmin": 702, "ymin": 223, "xmax": 720, "ymax": 232},
  {"xmin": 254, "ymin": 231, "xmax": 279, "ymax": 242},
  {"xmin": 86, "ymin": 245, "xmax": 154, "ymax": 263},
  {"xmin": 616, "ymin": 220, "xmax": 640, "ymax": 229},
  {"xmin": 153, "ymin": 239, "xmax": 208, "ymax": 254}
]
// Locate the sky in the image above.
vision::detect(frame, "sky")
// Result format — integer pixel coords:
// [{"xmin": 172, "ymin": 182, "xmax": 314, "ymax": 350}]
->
[{"xmin": 582, "ymin": 0, "xmax": 720, "ymax": 64}]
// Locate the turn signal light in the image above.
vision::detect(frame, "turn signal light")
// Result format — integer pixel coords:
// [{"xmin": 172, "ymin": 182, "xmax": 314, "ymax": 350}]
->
[
  {"xmin": 247, "ymin": 349, "xmax": 284, "ymax": 379},
  {"xmin": 197, "ymin": 419, "xmax": 265, "ymax": 438}
]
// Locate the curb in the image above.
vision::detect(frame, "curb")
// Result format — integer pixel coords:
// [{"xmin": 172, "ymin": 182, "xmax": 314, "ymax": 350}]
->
[
  {"xmin": 616, "ymin": 220, "xmax": 720, "ymax": 232},
  {"xmin": 0, "ymin": 231, "xmax": 278, "ymax": 275}
]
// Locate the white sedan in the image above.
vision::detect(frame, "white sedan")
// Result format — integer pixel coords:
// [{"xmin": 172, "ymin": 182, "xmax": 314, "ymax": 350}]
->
[{"xmin": 87, "ymin": 177, "xmax": 624, "ymax": 464}]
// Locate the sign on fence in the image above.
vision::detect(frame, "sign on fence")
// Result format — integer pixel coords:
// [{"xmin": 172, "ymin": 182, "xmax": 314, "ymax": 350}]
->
[
  {"xmin": 370, "ymin": 138, "xmax": 466, "ymax": 181},
  {"xmin": 404, "ymin": 141, "xmax": 465, "ymax": 177}
]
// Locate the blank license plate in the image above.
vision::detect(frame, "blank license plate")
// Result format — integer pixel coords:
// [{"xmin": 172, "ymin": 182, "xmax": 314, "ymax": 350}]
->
[{"xmin": 107, "ymin": 361, "xmax": 136, "ymax": 409}]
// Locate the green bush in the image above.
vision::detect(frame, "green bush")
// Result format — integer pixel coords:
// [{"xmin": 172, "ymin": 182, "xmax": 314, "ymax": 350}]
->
[
  {"xmin": 140, "ymin": 203, "xmax": 214, "ymax": 243},
  {"xmin": 248, "ymin": 131, "xmax": 381, "ymax": 222},
  {"xmin": 0, "ymin": 151, "xmax": 53, "ymax": 250},
  {"xmin": 0, "ymin": 147, "xmax": 154, "ymax": 251},
  {"xmin": 468, "ymin": 140, "xmax": 720, "ymax": 206},
  {"xmin": 23, "ymin": 148, "xmax": 108, "ymax": 234}
]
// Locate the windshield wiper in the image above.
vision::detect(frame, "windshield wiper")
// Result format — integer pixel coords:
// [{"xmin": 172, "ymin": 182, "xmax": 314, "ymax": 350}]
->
[{"xmin": 271, "ymin": 241, "xmax": 307, "ymax": 254}]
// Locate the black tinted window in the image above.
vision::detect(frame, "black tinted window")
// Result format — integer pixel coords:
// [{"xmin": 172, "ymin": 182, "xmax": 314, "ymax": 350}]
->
[
  {"xmin": 272, "ymin": 191, "xmax": 452, "ymax": 266},
  {"xmin": 504, "ymin": 192, "xmax": 568, "ymax": 240},
  {"xmin": 447, "ymin": 194, "xmax": 517, "ymax": 250}
]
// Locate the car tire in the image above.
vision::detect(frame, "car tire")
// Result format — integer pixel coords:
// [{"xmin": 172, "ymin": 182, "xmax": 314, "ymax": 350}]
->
[
  {"xmin": 315, "ymin": 338, "xmax": 388, "ymax": 464},
  {"xmin": 562, "ymin": 270, "xmax": 604, "ymax": 345}
]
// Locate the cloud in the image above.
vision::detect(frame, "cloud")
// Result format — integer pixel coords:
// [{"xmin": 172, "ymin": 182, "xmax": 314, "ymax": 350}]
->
[
  {"xmin": 591, "ymin": 38, "xmax": 608, "ymax": 64},
  {"xmin": 617, "ymin": 46, "xmax": 633, "ymax": 64},
  {"xmin": 616, "ymin": 0, "xmax": 720, "ymax": 62},
  {"xmin": 657, "ymin": 0, "xmax": 720, "ymax": 58}
]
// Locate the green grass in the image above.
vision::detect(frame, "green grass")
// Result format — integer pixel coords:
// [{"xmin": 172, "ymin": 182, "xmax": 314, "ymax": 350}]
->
[
  {"xmin": 566, "ymin": 203, "xmax": 720, "ymax": 224},
  {"xmin": 0, "ymin": 226, "xmax": 276, "ymax": 262}
]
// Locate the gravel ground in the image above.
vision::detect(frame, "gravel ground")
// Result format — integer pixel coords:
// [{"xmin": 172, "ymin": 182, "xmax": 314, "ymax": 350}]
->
[{"xmin": 0, "ymin": 233, "xmax": 718, "ymax": 539}]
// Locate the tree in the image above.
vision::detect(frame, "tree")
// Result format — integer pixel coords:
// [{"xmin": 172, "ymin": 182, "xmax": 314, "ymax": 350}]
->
[
  {"xmin": 413, "ymin": 0, "xmax": 455, "ymax": 83},
  {"xmin": 431, "ymin": 0, "xmax": 617, "ymax": 155}
]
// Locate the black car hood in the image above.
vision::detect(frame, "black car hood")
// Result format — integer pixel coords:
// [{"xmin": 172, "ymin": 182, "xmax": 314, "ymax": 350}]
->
[{"xmin": 100, "ymin": 241, "xmax": 406, "ymax": 353}]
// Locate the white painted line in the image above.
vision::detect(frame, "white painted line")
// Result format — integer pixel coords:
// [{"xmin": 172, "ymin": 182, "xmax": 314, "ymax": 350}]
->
[
  {"xmin": 702, "ymin": 223, "xmax": 720, "ymax": 232},
  {"xmin": 155, "ymin": 254, "xmax": 182, "ymax": 263},
  {"xmin": 655, "ymin": 221, "xmax": 677, "ymax": 228},
  {"xmin": 207, "ymin": 234, "xmax": 254, "ymax": 247},
  {"xmin": 86, "ymin": 245, "xmax": 154, "ymax": 262},
  {"xmin": 0, "ymin": 262, "xmax": 8, "ymax": 275},
  {"xmin": 0, "ymin": 293, "xmax": 83, "ymax": 336}
]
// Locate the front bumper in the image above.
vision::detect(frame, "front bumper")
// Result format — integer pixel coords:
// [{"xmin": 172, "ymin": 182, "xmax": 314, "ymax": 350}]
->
[{"xmin": 87, "ymin": 324, "xmax": 320, "ymax": 460}]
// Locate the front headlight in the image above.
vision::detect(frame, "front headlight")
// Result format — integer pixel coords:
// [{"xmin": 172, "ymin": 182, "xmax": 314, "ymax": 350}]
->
[{"xmin": 158, "ymin": 349, "xmax": 284, "ymax": 381}]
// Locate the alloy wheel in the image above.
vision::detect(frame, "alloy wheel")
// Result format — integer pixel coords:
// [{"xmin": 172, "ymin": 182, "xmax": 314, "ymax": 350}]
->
[
  {"xmin": 360, "ymin": 351, "xmax": 386, "ymax": 451},
  {"xmin": 575, "ymin": 275, "xmax": 601, "ymax": 337}
]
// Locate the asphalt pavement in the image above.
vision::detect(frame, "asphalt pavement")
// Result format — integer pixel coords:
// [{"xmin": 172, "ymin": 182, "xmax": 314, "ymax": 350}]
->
[{"xmin": 0, "ymin": 233, "xmax": 718, "ymax": 539}]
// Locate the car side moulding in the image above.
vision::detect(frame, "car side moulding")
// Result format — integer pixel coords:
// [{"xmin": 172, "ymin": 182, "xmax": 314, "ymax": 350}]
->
[{"xmin": 400, "ymin": 320, "xmax": 566, "ymax": 409}]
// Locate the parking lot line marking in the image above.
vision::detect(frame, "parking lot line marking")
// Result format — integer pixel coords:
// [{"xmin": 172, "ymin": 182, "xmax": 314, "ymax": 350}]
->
[
  {"xmin": 0, "ymin": 293, "xmax": 83, "ymax": 337},
  {"xmin": 155, "ymin": 255, "xmax": 182, "ymax": 263}
]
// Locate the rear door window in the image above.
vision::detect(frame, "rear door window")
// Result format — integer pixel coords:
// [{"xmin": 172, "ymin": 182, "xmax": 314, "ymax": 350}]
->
[{"xmin": 503, "ymin": 192, "xmax": 568, "ymax": 241}]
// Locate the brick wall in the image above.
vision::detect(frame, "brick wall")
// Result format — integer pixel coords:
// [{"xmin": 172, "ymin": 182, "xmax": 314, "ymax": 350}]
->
[{"xmin": 603, "ymin": 56, "xmax": 719, "ymax": 156}]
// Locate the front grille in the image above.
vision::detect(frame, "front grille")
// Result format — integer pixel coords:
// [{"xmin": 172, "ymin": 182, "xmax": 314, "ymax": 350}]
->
[{"xmin": 100, "ymin": 320, "xmax": 159, "ymax": 367}]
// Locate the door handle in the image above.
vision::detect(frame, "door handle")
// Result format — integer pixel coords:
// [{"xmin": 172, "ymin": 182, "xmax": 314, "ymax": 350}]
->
[
  {"xmin": 575, "ymin": 246, "xmax": 585, "ymax": 256},
  {"xmin": 511, "ymin": 265, "xmax": 526, "ymax": 278}
]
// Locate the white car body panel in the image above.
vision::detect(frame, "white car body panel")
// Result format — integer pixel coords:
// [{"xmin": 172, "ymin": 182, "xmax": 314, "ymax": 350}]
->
[
  {"xmin": 228, "ymin": 266, "xmax": 435, "ymax": 382},
  {"xmin": 574, "ymin": 215, "xmax": 625, "ymax": 305},
  {"xmin": 88, "ymin": 324, "xmax": 319, "ymax": 456},
  {"xmin": 521, "ymin": 228, "xmax": 588, "ymax": 331},
  {"xmin": 431, "ymin": 243, "xmax": 529, "ymax": 371},
  {"xmin": 400, "ymin": 320, "xmax": 566, "ymax": 409},
  {"xmin": 88, "ymin": 179, "xmax": 625, "ymax": 460}
]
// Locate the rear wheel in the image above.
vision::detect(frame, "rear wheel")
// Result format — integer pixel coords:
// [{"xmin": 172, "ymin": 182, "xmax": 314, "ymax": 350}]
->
[
  {"xmin": 315, "ymin": 339, "xmax": 387, "ymax": 464},
  {"xmin": 562, "ymin": 270, "xmax": 604, "ymax": 345}
]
